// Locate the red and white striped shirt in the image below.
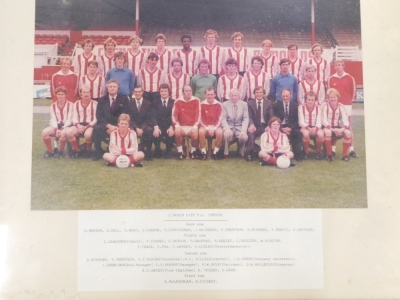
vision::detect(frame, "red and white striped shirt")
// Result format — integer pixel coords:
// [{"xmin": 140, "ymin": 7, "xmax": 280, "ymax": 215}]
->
[
  {"xmin": 243, "ymin": 70, "xmax": 270, "ymax": 99},
  {"xmin": 72, "ymin": 100, "xmax": 98, "ymax": 127},
  {"xmin": 99, "ymin": 53, "xmax": 115, "ymax": 77},
  {"xmin": 176, "ymin": 49, "xmax": 199, "ymax": 77},
  {"xmin": 298, "ymin": 104, "xmax": 321, "ymax": 129},
  {"xmin": 260, "ymin": 131, "xmax": 290, "ymax": 154},
  {"xmin": 73, "ymin": 52, "xmax": 98, "ymax": 78},
  {"xmin": 50, "ymin": 101, "xmax": 73, "ymax": 129},
  {"xmin": 217, "ymin": 73, "xmax": 244, "ymax": 100},
  {"xmin": 321, "ymin": 102, "xmax": 349, "ymax": 128},
  {"xmin": 137, "ymin": 68, "xmax": 165, "ymax": 93},
  {"xmin": 125, "ymin": 50, "xmax": 146, "ymax": 77},
  {"xmin": 199, "ymin": 45, "xmax": 223, "ymax": 74},
  {"xmin": 308, "ymin": 57, "xmax": 330, "ymax": 83},
  {"xmin": 79, "ymin": 74, "xmax": 106, "ymax": 99},
  {"xmin": 223, "ymin": 47, "xmax": 250, "ymax": 73},
  {"xmin": 261, "ymin": 53, "xmax": 278, "ymax": 79},
  {"xmin": 109, "ymin": 129, "xmax": 138, "ymax": 156},
  {"xmin": 165, "ymin": 72, "xmax": 190, "ymax": 100},
  {"xmin": 288, "ymin": 57, "xmax": 304, "ymax": 81},
  {"xmin": 298, "ymin": 79, "xmax": 325, "ymax": 105},
  {"xmin": 155, "ymin": 49, "xmax": 172, "ymax": 74}
]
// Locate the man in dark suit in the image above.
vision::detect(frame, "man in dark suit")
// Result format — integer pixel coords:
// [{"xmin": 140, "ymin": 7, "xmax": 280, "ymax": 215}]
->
[
  {"xmin": 129, "ymin": 86, "xmax": 154, "ymax": 160},
  {"xmin": 245, "ymin": 86, "xmax": 274, "ymax": 161},
  {"xmin": 92, "ymin": 79, "xmax": 130, "ymax": 160},
  {"xmin": 152, "ymin": 83, "xmax": 175, "ymax": 158},
  {"xmin": 273, "ymin": 88, "xmax": 302, "ymax": 161}
]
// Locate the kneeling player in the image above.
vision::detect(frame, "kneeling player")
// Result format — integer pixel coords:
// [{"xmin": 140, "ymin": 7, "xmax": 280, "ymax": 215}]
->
[
  {"xmin": 259, "ymin": 117, "xmax": 294, "ymax": 166},
  {"xmin": 298, "ymin": 91, "xmax": 324, "ymax": 160},
  {"xmin": 64, "ymin": 84, "xmax": 98, "ymax": 158},
  {"xmin": 41, "ymin": 86, "xmax": 73, "ymax": 158},
  {"xmin": 103, "ymin": 114, "xmax": 145, "ymax": 167},
  {"xmin": 321, "ymin": 88, "xmax": 352, "ymax": 162}
]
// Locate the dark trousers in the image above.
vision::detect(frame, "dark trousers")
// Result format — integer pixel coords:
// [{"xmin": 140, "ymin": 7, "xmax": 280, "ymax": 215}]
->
[
  {"xmin": 92, "ymin": 125, "xmax": 108, "ymax": 153},
  {"xmin": 247, "ymin": 124, "xmax": 266, "ymax": 152},
  {"xmin": 153, "ymin": 128, "xmax": 174, "ymax": 153},
  {"xmin": 282, "ymin": 125, "xmax": 302, "ymax": 156}
]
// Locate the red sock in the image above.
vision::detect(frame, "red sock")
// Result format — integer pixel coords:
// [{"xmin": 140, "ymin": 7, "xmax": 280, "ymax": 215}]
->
[
  {"xmin": 316, "ymin": 140, "xmax": 323, "ymax": 153},
  {"xmin": 86, "ymin": 142, "xmax": 92, "ymax": 150},
  {"xmin": 266, "ymin": 156, "xmax": 277, "ymax": 165},
  {"xmin": 59, "ymin": 139, "xmax": 66, "ymax": 151},
  {"xmin": 325, "ymin": 139, "xmax": 332, "ymax": 156},
  {"xmin": 43, "ymin": 138, "xmax": 52, "ymax": 152},
  {"xmin": 303, "ymin": 141, "xmax": 309, "ymax": 154},
  {"xmin": 111, "ymin": 157, "xmax": 117, "ymax": 165},
  {"xmin": 129, "ymin": 155, "xmax": 137, "ymax": 165},
  {"xmin": 70, "ymin": 139, "xmax": 80, "ymax": 151},
  {"xmin": 343, "ymin": 142, "xmax": 350, "ymax": 157}
]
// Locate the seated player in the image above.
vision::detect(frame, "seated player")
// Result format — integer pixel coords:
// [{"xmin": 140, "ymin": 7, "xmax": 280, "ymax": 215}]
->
[
  {"xmin": 64, "ymin": 84, "xmax": 98, "ymax": 158},
  {"xmin": 259, "ymin": 117, "xmax": 294, "ymax": 166},
  {"xmin": 221, "ymin": 88, "xmax": 249, "ymax": 159},
  {"xmin": 41, "ymin": 86, "xmax": 73, "ymax": 158},
  {"xmin": 152, "ymin": 83, "xmax": 175, "ymax": 158},
  {"xmin": 103, "ymin": 114, "xmax": 145, "ymax": 167},
  {"xmin": 298, "ymin": 63, "xmax": 325, "ymax": 105},
  {"xmin": 242, "ymin": 56, "xmax": 270, "ymax": 101},
  {"xmin": 51, "ymin": 57, "xmax": 78, "ymax": 103},
  {"xmin": 128, "ymin": 86, "xmax": 154, "ymax": 160},
  {"xmin": 125, "ymin": 35, "xmax": 146, "ymax": 81},
  {"xmin": 73, "ymin": 38, "xmax": 98, "ymax": 78},
  {"xmin": 137, "ymin": 52, "xmax": 165, "ymax": 105},
  {"xmin": 165, "ymin": 57, "xmax": 190, "ymax": 100},
  {"xmin": 172, "ymin": 85, "xmax": 201, "ymax": 160},
  {"xmin": 199, "ymin": 87, "xmax": 223, "ymax": 160},
  {"xmin": 246, "ymin": 86, "xmax": 273, "ymax": 161},
  {"xmin": 298, "ymin": 91, "xmax": 324, "ymax": 160},
  {"xmin": 217, "ymin": 58, "xmax": 244, "ymax": 102},
  {"xmin": 92, "ymin": 79, "xmax": 130, "ymax": 160},
  {"xmin": 321, "ymin": 88, "xmax": 352, "ymax": 162},
  {"xmin": 222, "ymin": 32, "xmax": 249, "ymax": 76},
  {"xmin": 79, "ymin": 60, "xmax": 105, "ymax": 101},
  {"xmin": 99, "ymin": 37, "xmax": 117, "ymax": 77}
]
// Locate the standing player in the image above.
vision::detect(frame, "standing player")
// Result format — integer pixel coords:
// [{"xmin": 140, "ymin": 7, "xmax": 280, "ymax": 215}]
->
[
  {"xmin": 259, "ymin": 117, "xmax": 294, "ymax": 166},
  {"xmin": 217, "ymin": 58, "xmax": 245, "ymax": 102},
  {"xmin": 137, "ymin": 52, "xmax": 166, "ymax": 105},
  {"xmin": 260, "ymin": 39, "xmax": 278, "ymax": 80},
  {"xmin": 165, "ymin": 57, "xmax": 190, "ymax": 100},
  {"xmin": 269, "ymin": 58, "xmax": 298, "ymax": 102},
  {"xmin": 199, "ymin": 29, "xmax": 223, "ymax": 80},
  {"xmin": 99, "ymin": 37, "xmax": 117, "ymax": 77},
  {"xmin": 190, "ymin": 59, "xmax": 217, "ymax": 101},
  {"xmin": 172, "ymin": 85, "xmax": 201, "ymax": 160},
  {"xmin": 79, "ymin": 60, "xmax": 105, "ymax": 101},
  {"xmin": 73, "ymin": 38, "xmax": 98, "ymax": 78},
  {"xmin": 222, "ymin": 32, "xmax": 250, "ymax": 76},
  {"xmin": 308, "ymin": 43, "xmax": 330, "ymax": 88},
  {"xmin": 125, "ymin": 35, "xmax": 146, "ymax": 80},
  {"xmin": 175, "ymin": 34, "xmax": 199, "ymax": 77},
  {"xmin": 298, "ymin": 91, "xmax": 324, "ymax": 160},
  {"xmin": 298, "ymin": 64, "xmax": 325, "ymax": 105},
  {"xmin": 51, "ymin": 57, "xmax": 78, "ymax": 103},
  {"xmin": 242, "ymin": 56, "xmax": 270, "ymax": 101},
  {"xmin": 152, "ymin": 83, "xmax": 175, "ymax": 159},
  {"xmin": 65, "ymin": 84, "xmax": 98, "ymax": 158},
  {"xmin": 328, "ymin": 60, "xmax": 357, "ymax": 157},
  {"xmin": 41, "ymin": 86, "xmax": 73, "ymax": 158},
  {"xmin": 154, "ymin": 33, "xmax": 172, "ymax": 74},
  {"xmin": 102, "ymin": 114, "xmax": 145, "ymax": 167},
  {"xmin": 199, "ymin": 88, "xmax": 223, "ymax": 160},
  {"xmin": 287, "ymin": 43, "xmax": 304, "ymax": 82},
  {"xmin": 105, "ymin": 51, "xmax": 135, "ymax": 98},
  {"xmin": 321, "ymin": 88, "xmax": 352, "ymax": 162}
]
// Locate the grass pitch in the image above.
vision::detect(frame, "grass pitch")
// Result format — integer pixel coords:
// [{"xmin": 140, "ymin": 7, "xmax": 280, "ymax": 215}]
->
[{"xmin": 31, "ymin": 111, "xmax": 367, "ymax": 210}]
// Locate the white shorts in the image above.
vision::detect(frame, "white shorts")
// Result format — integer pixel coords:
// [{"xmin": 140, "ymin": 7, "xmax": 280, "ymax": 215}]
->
[
  {"xmin": 180, "ymin": 126, "xmax": 195, "ymax": 136},
  {"xmin": 344, "ymin": 105, "xmax": 352, "ymax": 116}
]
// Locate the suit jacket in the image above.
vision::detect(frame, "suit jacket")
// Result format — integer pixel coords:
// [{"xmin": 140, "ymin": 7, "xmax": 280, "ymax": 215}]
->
[
  {"xmin": 247, "ymin": 98, "xmax": 273, "ymax": 128},
  {"xmin": 152, "ymin": 97, "xmax": 175, "ymax": 130},
  {"xmin": 128, "ymin": 98, "xmax": 153, "ymax": 130},
  {"xmin": 222, "ymin": 100, "xmax": 249, "ymax": 132},
  {"xmin": 273, "ymin": 100, "xmax": 299, "ymax": 130},
  {"xmin": 96, "ymin": 94, "xmax": 130, "ymax": 127}
]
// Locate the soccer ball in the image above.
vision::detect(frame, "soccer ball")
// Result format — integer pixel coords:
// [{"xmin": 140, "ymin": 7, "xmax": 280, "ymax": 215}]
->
[
  {"xmin": 276, "ymin": 155, "xmax": 291, "ymax": 169},
  {"xmin": 116, "ymin": 155, "xmax": 130, "ymax": 168}
]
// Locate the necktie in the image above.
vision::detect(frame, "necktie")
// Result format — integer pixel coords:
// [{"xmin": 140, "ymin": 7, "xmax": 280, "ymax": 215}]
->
[
  {"xmin": 233, "ymin": 104, "xmax": 238, "ymax": 121},
  {"xmin": 110, "ymin": 97, "xmax": 117, "ymax": 113},
  {"xmin": 257, "ymin": 101, "xmax": 262, "ymax": 124},
  {"xmin": 163, "ymin": 100, "xmax": 167, "ymax": 108},
  {"xmin": 137, "ymin": 100, "xmax": 141, "ymax": 112},
  {"xmin": 284, "ymin": 103, "xmax": 289, "ymax": 124}
]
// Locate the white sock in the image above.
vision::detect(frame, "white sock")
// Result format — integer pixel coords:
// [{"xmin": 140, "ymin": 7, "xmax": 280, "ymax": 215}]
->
[
  {"xmin": 201, "ymin": 148, "xmax": 206, "ymax": 154},
  {"xmin": 177, "ymin": 146, "xmax": 182, "ymax": 152},
  {"xmin": 332, "ymin": 146, "xmax": 336, "ymax": 152},
  {"xmin": 214, "ymin": 147, "xmax": 219, "ymax": 154},
  {"xmin": 349, "ymin": 146, "xmax": 354, "ymax": 151},
  {"xmin": 191, "ymin": 147, "xmax": 196, "ymax": 153}
]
